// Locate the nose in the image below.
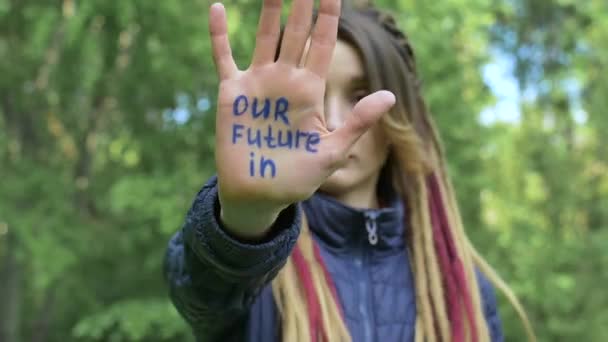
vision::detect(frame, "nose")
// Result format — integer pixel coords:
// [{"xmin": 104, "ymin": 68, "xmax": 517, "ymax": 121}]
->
[{"xmin": 324, "ymin": 95, "xmax": 346, "ymax": 132}]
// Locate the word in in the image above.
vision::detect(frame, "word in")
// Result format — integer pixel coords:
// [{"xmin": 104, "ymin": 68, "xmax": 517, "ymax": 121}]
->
[{"xmin": 249, "ymin": 152, "xmax": 276, "ymax": 178}]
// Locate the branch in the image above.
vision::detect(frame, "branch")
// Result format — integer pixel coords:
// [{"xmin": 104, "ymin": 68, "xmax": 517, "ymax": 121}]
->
[{"xmin": 34, "ymin": 15, "xmax": 66, "ymax": 92}]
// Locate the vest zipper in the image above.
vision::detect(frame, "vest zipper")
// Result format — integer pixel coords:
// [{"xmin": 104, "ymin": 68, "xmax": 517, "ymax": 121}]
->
[
  {"xmin": 365, "ymin": 211, "xmax": 379, "ymax": 246},
  {"xmin": 355, "ymin": 244, "xmax": 373, "ymax": 342},
  {"xmin": 355, "ymin": 211, "xmax": 379, "ymax": 342}
]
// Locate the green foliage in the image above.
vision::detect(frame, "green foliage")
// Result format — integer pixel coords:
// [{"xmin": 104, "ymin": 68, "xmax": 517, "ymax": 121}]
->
[
  {"xmin": 72, "ymin": 299, "xmax": 192, "ymax": 342},
  {"xmin": 0, "ymin": 0, "xmax": 606, "ymax": 341}
]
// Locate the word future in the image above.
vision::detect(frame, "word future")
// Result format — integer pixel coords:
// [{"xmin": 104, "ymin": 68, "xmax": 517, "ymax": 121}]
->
[{"xmin": 232, "ymin": 95, "xmax": 320, "ymax": 178}]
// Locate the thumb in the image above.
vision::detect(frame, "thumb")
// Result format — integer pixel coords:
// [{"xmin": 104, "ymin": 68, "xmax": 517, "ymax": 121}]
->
[{"xmin": 327, "ymin": 90, "xmax": 396, "ymax": 155}]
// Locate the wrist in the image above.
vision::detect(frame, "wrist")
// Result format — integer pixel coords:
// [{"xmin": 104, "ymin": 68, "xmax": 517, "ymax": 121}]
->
[{"xmin": 219, "ymin": 198, "xmax": 286, "ymax": 240}]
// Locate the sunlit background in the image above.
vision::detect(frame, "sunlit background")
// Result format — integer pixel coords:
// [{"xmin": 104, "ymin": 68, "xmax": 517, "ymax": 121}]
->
[{"xmin": 1, "ymin": 0, "xmax": 606, "ymax": 341}]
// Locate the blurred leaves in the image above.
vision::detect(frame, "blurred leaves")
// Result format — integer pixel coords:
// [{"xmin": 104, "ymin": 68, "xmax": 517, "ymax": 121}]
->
[{"xmin": 72, "ymin": 299, "xmax": 191, "ymax": 342}]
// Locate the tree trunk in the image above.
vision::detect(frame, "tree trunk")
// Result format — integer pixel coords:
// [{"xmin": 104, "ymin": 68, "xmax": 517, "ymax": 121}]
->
[
  {"xmin": 0, "ymin": 233, "xmax": 23, "ymax": 342},
  {"xmin": 30, "ymin": 289, "xmax": 56, "ymax": 342}
]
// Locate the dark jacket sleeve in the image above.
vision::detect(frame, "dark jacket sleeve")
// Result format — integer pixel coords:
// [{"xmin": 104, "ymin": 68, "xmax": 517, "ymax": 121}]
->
[
  {"xmin": 476, "ymin": 270, "xmax": 505, "ymax": 342},
  {"xmin": 163, "ymin": 176, "xmax": 301, "ymax": 341}
]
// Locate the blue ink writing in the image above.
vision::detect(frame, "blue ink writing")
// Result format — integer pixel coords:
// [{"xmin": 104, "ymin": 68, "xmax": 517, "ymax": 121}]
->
[
  {"xmin": 233, "ymin": 95, "xmax": 248, "ymax": 116},
  {"xmin": 295, "ymin": 131, "xmax": 307, "ymax": 149},
  {"xmin": 306, "ymin": 133, "xmax": 320, "ymax": 153},
  {"xmin": 264, "ymin": 125, "xmax": 277, "ymax": 149},
  {"xmin": 247, "ymin": 127, "xmax": 262, "ymax": 148},
  {"xmin": 232, "ymin": 124, "xmax": 320, "ymax": 152},
  {"xmin": 249, "ymin": 152, "xmax": 255, "ymax": 177},
  {"xmin": 260, "ymin": 156, "xmax": 276, "ymax": 178},
  {"xmin": 231, "ymin": 95, "xmax": 320, "ymax": 179},
  {"xmin": 252, "ymin": 98, "xmax": 271, "ymax": 119},
  {"xmin": 232, "ymin": 124, "xmax": 244, "ymax": 144},
  {"xmin": 231, "ymin": 95, "xmax": 290, "ymax": 126},
  {"xmin": 277, "ymin": 129, "xmax": 293, "ymax": 149},
  {"xmin": 275, "ymin": 97, "xmax": 289, "ymax": 125},
  {"xmin": 248, "ymin": 151, "xmax": 277, "ymax": 178}
]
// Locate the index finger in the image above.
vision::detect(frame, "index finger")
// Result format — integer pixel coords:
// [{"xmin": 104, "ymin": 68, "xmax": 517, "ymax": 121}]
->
[{"xmin": 304, "ymin": 0, "xmax": 341, "ymax": 78}]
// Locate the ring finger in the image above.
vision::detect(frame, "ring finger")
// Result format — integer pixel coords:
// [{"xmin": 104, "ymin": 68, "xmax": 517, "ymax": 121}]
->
[{"xmin": 278, "ymin": 0, "xmax": 314, "ymax": 66}]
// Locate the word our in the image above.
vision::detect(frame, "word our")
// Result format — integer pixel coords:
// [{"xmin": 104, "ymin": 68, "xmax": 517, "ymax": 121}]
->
[{"xmin": 233, "ymin": 95, "xmax": 290, "ymax": 126}]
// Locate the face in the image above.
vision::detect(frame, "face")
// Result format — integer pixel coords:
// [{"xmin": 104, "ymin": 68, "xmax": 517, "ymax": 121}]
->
[{"xmin": 318, "ymin": 40, "xmax": 390, "ymax": 201}]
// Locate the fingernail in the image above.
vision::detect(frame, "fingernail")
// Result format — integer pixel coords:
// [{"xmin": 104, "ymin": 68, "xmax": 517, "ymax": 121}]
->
[{"xmin": 381, "ymin": 90, "xmax": 396, "ymax": 104}]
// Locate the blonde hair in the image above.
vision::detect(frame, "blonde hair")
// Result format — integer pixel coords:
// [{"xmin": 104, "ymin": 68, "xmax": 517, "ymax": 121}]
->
[{"xmin": 271, "ymin": 5, "xmax": 536, "ymax": 342}]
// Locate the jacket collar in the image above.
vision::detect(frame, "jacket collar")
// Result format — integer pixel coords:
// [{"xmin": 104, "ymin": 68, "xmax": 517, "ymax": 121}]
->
[{"xmin": 302, "ymin": 190, "xmax": 406, "ymax": 254}]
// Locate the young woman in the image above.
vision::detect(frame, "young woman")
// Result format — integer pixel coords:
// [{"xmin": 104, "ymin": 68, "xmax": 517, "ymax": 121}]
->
[{"xmin": 164, "ymin": 0, "xmax": 535, "ymax": 341}]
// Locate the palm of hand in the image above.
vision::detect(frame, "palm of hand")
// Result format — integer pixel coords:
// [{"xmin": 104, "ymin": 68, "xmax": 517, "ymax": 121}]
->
[{"xmin": 216, "ymin": 65, "xmax": 334, "ymax": 202}]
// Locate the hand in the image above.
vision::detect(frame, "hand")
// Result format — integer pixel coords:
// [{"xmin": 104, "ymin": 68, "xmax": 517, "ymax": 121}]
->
[{"xmin": 209, "ymin": 0, "xmax": 395, "ymax": 234}]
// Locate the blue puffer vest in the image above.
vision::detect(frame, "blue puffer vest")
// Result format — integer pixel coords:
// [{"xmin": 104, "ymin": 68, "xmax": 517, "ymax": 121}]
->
[{"xmin": 164, "ymin": 176, "xmax": 504, "ymax": 341}]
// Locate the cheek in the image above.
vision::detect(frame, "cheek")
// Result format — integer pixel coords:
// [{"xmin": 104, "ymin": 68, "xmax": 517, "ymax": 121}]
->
[
  {"xmin": 366, "ymin": 125, "xmax": 389, "ymax": 153},
  {"xmin": 354, "ymin": 126, "xmax": 389, "ymax": 168}
]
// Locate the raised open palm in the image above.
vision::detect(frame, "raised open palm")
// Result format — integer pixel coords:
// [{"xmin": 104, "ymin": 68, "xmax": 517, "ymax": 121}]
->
[{"xmin": 211, "ymin": 0, "xmax": 395, "ymax": 213}]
